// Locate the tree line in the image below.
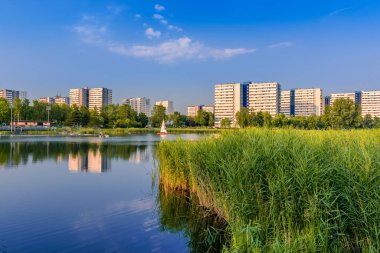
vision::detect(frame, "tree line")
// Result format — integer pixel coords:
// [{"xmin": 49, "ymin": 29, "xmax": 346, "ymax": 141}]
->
[
  {"xmin": 0, "ymin": 98, "xmax": 215, "ymax": 128},
  {"xmin": 233, "ymin": 98, "xmax": 380, "ymax": 129}
]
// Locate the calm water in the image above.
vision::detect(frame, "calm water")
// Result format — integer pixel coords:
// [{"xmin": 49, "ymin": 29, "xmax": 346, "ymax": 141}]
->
[{"xmin": 0, "ymin": 134, "xmax": 226, "ymax": 253}]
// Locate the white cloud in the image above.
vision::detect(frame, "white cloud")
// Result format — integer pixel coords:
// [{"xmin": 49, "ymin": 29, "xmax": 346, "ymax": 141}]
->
[
  {"xmin": 168, "ymin": 24, "xmax": 182, "ymax": 32},
  {"xmin": 128, "ymin": 37, "xmax": 255, "ymax": 63},
  {"xmin": 154, "ymin": 4, "xmax": 165, "ymax": 12},
  {"xmin": 72, "ymin": 12, "xmax": 254, "ymax": 64},
  {"xmin": 268, "ymin": 41, "xmax": 293, "ymax": 49},
  {"xmin": 107, "ymin": 5, "xmax": 125, "ymax": 15},
  {"xmin": 135, "ymin": 14, "xmax": 142, "ymax": 19},
  {"xmin": 145, "ymin": 27, "xmax": 161, "ymax": 39}
]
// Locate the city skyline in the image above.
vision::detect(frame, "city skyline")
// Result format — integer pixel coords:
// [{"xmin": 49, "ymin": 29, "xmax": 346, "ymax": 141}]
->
[{"xmin": 1, "ymin": 0, "xmax": 380, "ymax": 112}]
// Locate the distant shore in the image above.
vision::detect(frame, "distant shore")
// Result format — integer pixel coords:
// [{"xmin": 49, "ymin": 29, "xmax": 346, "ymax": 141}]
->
[{"xmin": 0, "ymin": 127, "xmax": 221, "ymax": 137}]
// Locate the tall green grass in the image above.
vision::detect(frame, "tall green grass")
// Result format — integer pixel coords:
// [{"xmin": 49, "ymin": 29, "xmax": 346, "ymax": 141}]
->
[{"xmin": 156, "ymin": 129, "xmax": 380, "ymax": 252}]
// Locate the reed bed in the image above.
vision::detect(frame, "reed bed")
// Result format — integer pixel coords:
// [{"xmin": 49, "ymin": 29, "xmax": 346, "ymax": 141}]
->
[{"xmin": 156, "ymin": 129, "xmax": 380, "ymax": 252}]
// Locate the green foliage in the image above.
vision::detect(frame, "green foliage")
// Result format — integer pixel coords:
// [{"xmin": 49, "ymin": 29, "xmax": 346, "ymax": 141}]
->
[
  {"xmin": 220, "ymin": 118, "xmax": 231, "ymax": 128},
  {"xmin": 157, "ymin": 129, "xmax": 380, "ymax": 252},
  {"xmin": 151, "ymin": 105, "xmax": 166, "ymax": 127},
  {"xmin": 0, "ymin": 98, "xmax": 10, "ymax": 123}
]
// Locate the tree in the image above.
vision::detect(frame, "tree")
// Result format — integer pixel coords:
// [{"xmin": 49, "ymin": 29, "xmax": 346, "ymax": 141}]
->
[
  {"xmin": 235, "ymin": 108, "xmax": 251, "ymax": 128},
  {"xmin": 88, "ymin": 109, "xmax": 103, "ymax": 128},
  {"xmin": 0, "ymin": 98, "xmax": 10, "ymax": 123},
  {"xmin": 362, "ymin": 114, "xmax": 374, "ymax": 129},
  {"xmin": 207, "ymin": 112, "xmax": 215, "ymax": 127},
  {"xmin": 67, "ymin": 105, "xmax": 82, "ymax": 127},
  {"xmin": 13, "ymin": 98, "xmax": 22, "ymax": 122},
  {"xmin": 151, "ymin": 105, "xmax": 166, "ymax": 127},
  {"xmin": 263, "ymin": 112, "xmax": 272, "ymax": 128},
  {"xmin": 80, "ymin": 106, "xmax": 90, "ymax": 126},
  {"xmin": 272, "ymin": 114, "xmax": 288, "ymax": 128},
  {"xmin": 169, "ymin": 112, "xmax": 185, "ymax": 127},
  {"xmin": 330, "ymin": 98, "xmax": 359, "ymax": 129},
  {"xmin": 137, "ymin": 113, "xmax": 149, "ymax": 127},
  {"xmin": 220, "ymin": 118, "xmax": 231, "ymax": 128}
]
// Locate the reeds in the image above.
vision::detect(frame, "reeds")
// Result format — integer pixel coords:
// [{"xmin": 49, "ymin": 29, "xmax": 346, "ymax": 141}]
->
[{"xmin": 156, "ymin": 128, "xmax": 380, "ymax": 252}]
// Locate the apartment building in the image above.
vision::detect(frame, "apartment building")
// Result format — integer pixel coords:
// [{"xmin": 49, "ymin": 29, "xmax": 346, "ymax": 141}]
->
[
  {"xmin": 280, "ymin": 90, "xmax": 295, "ymax": 117},
  {"xmin": 294, "ymin": 88, "xmax": 324, "ymax": 116},
  {"xmin": 39, "ymin": 97, "xmax": 54, "ymax": 104},
  {"xmin": 123, "ymin": 97, "xmax": 151, "ymax": 116},
  {"xmin": 202, "ymin": 105, "xmax": 214, "ymax": 114},
  {"xmin": 330, "ymin": 92, "xmax": 362, "ymax": 106},
  {"xmin": 248, "ymin": 82, "xmax": 281, "ymax": 117},
  {"xmin": 89, "ymin": 88, "xmax": 112, "ymax": 112},
  {"xmin": 361, "ymin": 90, "xmax": 380, "ymax": 118},
  {"xmin": 0, "ymin": 89, "xmax": 27, "ymax": 105},
  {"xmin": 53, "ymin": 96, "xmax": 70, "ymax": 105},
  {"xmin": 214, "ymin": 83, "xmax": 247, "ymax": 127},
  {"xmin": 69, "ymin": 87, "xmax": 89, "ymax": 107},
  {"xmin": 155, "ymin": 100, "xmax": 174, "ymax": 114},
  {"xmin": 187, "ymin": 105, "xmax": 214, "ymax": 117}
]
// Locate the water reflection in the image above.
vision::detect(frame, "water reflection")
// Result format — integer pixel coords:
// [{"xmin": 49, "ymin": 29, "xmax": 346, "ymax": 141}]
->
[
  {"xmin": 0, "ymin": 141, "xmax": 149, "ymax": 171},
  {"xmin": 158, "ymin": 186, "xmax": 229, "ymax": 253}
]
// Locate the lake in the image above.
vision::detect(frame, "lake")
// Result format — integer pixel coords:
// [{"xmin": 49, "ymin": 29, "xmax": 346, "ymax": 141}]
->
[{"xmin": 0, "ymin": 134, "xmax": 226, "ymax": 253}]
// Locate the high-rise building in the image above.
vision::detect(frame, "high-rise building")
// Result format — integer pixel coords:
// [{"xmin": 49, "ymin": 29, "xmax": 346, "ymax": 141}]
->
[
  {"xmin": 53, "ymin": 96, "xmax": 70, "ymax": 105},
  {"xmin": 0, "ymin": 89, "xmax": 27, "ymax": 105},
  {"xmin": 248, "ymin": 82, "xmax": 281, "ymax": 117},
  {"xmin": 361, "ymin": 90, "xmax": 380, "ymax": 118},
  {"xmin": 280, "ymin": 90, "xmax": 295, "ymax": 117},
  {"xmin": 123, "ymin": 97, "xmax": 151, "ymax": 116},
  {"xmin": 89, "ymin": 88, "xmax": 112, "ymax": 112},
  {"xmin": 39, "ymin": 97, "xmax": 54, "ymax": 104},
  {"xmin": 202, "ymin": 105, "xmax": 214, "ymax": 114},
  {"xmin": 69, "ymin": 87, "xmax": 89, "ymax": 107},
  {"xmin": 214, "ymin": 83, "xmax": 247, "ymax": 127},
  {"xmin": 155, "ymin": 100, "xmax": 174, "ymax": 114},
  {"xmin": 187, "ymin": 105, "xmax": 215, "ymax": 117},
  {"xmin": 187, "ymin": 105, "xmax": 202, "ymax": 117},
  {"xmin": 325, "ymin": 96, "xmax": 331, "ymax": 107},
  {"xmin": 330, "ymin": 92, "xmax": 362, "ymax": 106},
  {"xmin": 294, "ymin": 88, "xmax": 324, "ymax": 116}
]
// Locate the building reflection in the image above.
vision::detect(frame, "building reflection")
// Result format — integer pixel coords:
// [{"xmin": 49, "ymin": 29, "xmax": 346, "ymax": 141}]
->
[
  {"xmin": 128, "ymin": 146, "xmax": 150, "ymax": 164},
  {"xmin": 68, "ymin": 150, "xmax": 111, "ymax": 174}
]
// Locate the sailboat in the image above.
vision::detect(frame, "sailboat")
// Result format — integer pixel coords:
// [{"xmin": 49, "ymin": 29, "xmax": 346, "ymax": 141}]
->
[{"xmin": 157, "ymin": 120, "xmax": 168, "ymax": 136}]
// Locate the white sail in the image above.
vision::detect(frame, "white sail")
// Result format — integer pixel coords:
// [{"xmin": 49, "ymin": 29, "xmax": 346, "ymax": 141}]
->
[{"xmin": 160, "ymin": 120, "xmax": 167, "ymax": 133}]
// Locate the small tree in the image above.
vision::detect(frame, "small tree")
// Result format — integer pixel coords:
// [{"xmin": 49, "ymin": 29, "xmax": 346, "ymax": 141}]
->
[
  {"xmin": 220, "ymin": 118, "xmax": 231, "ymax": 128},
  {"xmin": 151, "ymin": 105, "xmax": 166, "ymax": 127}
]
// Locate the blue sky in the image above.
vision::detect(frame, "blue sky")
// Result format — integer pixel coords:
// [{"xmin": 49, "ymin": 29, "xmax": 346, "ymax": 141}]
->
[{"xmin": 1, "ymin": 0, "xmax": 380, "ymax": 112}]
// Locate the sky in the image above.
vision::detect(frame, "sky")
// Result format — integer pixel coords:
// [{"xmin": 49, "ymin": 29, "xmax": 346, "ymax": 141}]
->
[{"xmin": 1, "ymin": 0, "xmax": 380, "ymax": 113}]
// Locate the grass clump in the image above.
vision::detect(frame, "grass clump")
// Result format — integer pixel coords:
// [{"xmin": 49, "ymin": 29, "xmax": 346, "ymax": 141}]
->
[{"xmin": 156, "ymin": 129, "xmax": 380, "ymax": 252}]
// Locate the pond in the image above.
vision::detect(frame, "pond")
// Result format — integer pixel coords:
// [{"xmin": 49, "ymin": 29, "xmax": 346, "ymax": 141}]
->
[{"xmin": 0, "ymin": 134, "xmax": 226, "ymax": 253}]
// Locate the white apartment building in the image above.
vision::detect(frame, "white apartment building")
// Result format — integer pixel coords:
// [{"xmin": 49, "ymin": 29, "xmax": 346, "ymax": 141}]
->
[
  {"xmin": 89, "ymin": 88, "xmax": 112, "ymax": 112},
  {"xmin": 361, "ymin": 90, "xmax": 380, "ymax": 118},
  {"xmin": 214, "ymin": 83, "xmax": 245, "ymax": 127},
  {"xmin": 187, "ymin": 105, "xmax": 201, "ymax": 117},
  {"xmin": 155, "ymin": 100, "xmax": 174, "ymax": 114},
  {"xmin": 280, "ymin": 90, "xmax": 294, "ymax": 117},
  {"xmin": 54, "ymin": 96, "xmax": 69, "ymax": 105},
  {"xmin": 202, "ymin": 105, "xmax": 214, "ymax": 114},
  {"xmin": 0, "ymin": 89, "xmax": 27, "ymax": 105},
  {"xmin": 39, "ymin": 97, "xmax": 54, "ymax": 104},
  {"xmin": 294, "ymin": 88, "xmax": 324, "ymax": 116},
  {"xmin": 248, "ymin": 82, "xmax": 280, "ymax": 117},
  {"xmin": 123, "ymin": 97, "xmax": 151, "ymax": 116},
  {"xmin": 69, "ymin": 88, "xmax": 89, "ymax": 107},
  {"xmin": 330, "ymin": 92, "xmax": 361, "ymax": 106}
]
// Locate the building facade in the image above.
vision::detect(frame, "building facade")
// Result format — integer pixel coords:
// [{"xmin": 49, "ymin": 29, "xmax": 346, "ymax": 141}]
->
[
  {"xmin": 280, "ymin": 90, "xmax": 295, "ymax": 117},
  {"xmin": 123, "ymin": 97, "xmax": 151, "ymax": 116},
  {"xmin": 53, "ymin": 96, "xmax": 70, "ymax": 105},
  {"xmin": 248, "ymin": 82, "xmax": 281, "ymax": 117},
  {"xmin": 155, "ymin": 100, "xmax": 174, "ymax": 114},
  {"xmin": 89, "ymin": 88, "xmax": 112, "ymax": 112},
  {"xmin": 361, "ymin": 90, "xmax": 380, "ymax": 118},
  {"xmin": 214, "ymin": 83, "xmax": 247, "ymax": 127},
  {"xmin": 202, "ymin": 105, "xmax": 214, "ymax": 114},
  {"xmin": 294, "ymin": 88, "xmax": 324, "ymax": 116},
  {"xmin": 0, "ymin": 89, "xmax": 27, "ymax": 105},
  {"xmin": 39, "ymin": 97, "xmax": 54, "ymax": 104},
  {"xmin": 69, "ymin": 88, "xmax": 89, "ymax": 107},
  {"xmin": 330, "ymin": 92, "xmax": 362, "ymax": 106},
  {"xmin": 187, "ymin": 105, "xmax": 215, "ymax": 117}
]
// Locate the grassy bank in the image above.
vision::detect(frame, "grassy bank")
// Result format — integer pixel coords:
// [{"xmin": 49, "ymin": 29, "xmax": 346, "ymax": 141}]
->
[{"xmin": 156, "ymin": 129, "xmax": 380, "ymax": 252}]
